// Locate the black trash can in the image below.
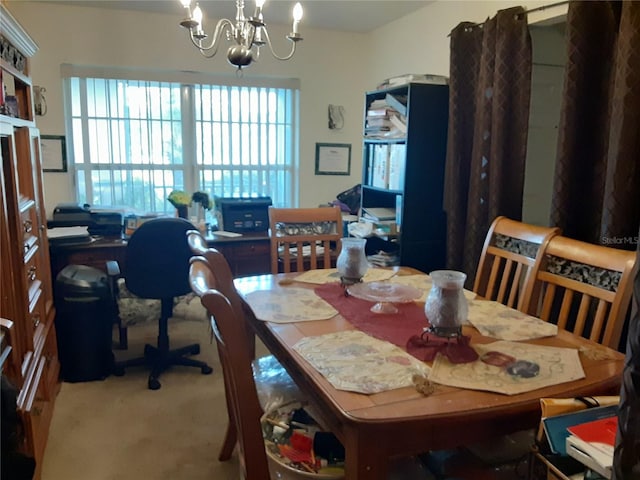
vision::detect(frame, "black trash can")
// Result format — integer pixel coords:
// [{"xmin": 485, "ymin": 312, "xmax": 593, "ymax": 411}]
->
[{"xmin": 54, "ymin": 265, "xmax": 114, "ymax": 382}]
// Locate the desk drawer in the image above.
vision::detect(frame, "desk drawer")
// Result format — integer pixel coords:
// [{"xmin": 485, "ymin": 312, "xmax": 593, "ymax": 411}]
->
[
  {"xmin": 229, "ymin": 241, "xmax": 270, "ymax": 258},
  {"xmin": 66, "ymin": 249, "xmax": 125, "ymax": 274},
  {"xmin": 215, "ymin": 240, "xmax": 270, "ymax": 277}
]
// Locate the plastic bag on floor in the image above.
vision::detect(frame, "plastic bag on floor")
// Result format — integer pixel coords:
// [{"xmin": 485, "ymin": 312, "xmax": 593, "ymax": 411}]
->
[{"xmin": 253, "ymin": 354, "xmax": 304, "ymax": 413}]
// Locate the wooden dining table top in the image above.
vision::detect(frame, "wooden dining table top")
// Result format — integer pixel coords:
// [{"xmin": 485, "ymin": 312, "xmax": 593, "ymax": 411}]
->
[{"xmin": 234, "ymin": 268, "xmax": 624, "ymax": 479}]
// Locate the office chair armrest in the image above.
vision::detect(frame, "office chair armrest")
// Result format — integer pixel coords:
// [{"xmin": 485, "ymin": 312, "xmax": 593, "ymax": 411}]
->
[{"xmin": 106, "ymin": 260, "xmax": 120, "ymax": 278}]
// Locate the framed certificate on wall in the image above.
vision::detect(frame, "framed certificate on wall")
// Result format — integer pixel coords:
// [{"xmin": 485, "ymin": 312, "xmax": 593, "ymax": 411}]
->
[
  {"xmin": 315, "ymin": 143, "xmax": 351, "ymax": 176},
  {"xmin": 41, "ymin": 135, "xmax": 67, "ymax": 172}
]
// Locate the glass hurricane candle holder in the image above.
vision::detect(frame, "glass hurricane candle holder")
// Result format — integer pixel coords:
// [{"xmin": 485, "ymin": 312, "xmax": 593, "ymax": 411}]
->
[
  {"xmin": 336, "ymin": 237, "xmax": 369, "ymax": 286},
  {"xmin": 424, "ymin": 270, "xmax": 468, "ymax": 337}
]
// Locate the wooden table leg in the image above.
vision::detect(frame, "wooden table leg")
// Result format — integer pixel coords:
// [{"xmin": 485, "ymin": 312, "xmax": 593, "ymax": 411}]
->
[{"xmin": 343, "ymin": 428, "xmax": 388, "ymax": 480}]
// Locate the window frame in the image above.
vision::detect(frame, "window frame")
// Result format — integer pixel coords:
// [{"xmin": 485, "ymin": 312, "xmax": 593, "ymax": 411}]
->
[{"xmin": 61, "ymin": 65, "xmax": 301, "ymax": 212}]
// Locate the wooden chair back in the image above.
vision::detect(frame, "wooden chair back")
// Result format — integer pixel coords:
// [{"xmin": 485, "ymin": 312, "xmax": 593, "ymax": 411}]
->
[
  {"xmin": 186, "ymin": 230, "xmax": 256, "ymax": 356},
  {"xmin": 268, "ymin": 206, "xmax": 343, "ymax": 274},
  {"xmin": 189, "ymin": 257, "xmax": 270, "ymax": 479},
  {"xmin": 527, "ymin": 236, "xmax": 635, "ymax": 349},
  {"xmin": 523, "ymin": 235, "xmax": 637, "ymax": 349},
  {"xmin": 187, "ymin": 230, "xmax": 256, "ymax": 462},
  {"xmin": 473, "ymin": 216, "xmax": 561, "ymax": 311}
]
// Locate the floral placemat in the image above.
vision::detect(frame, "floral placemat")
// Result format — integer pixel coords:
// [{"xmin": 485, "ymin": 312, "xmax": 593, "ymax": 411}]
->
[
  {"xmin": 293, "ymin": 330, "xmax": 431, "ymax": 394},
  {"xmin": 466, "ymin": 300, "xmax": 558, "ymax": 341},
  {"xmin": 245, "ymin": 288, "xmax": 338, "ymax": 323},
  {"xmin": 293, "ymin": 267, "xmax": 396, "ymax": 285},
  {"xmin": 388, "ymin": 274, "xmax": 476, "ymax": 303},
  {"xmin": 428, "ymin": 340, "xmax": 585, "ymax": 395}
]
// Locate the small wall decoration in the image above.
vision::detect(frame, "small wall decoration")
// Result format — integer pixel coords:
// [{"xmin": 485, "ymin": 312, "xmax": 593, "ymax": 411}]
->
[
  {"xmin": 41, "ymin": 135, "xmax": 67, "ymax": 172},
  {"xmin": 315, "ymin": 143, "xmax": 351, "ymax": 176}
]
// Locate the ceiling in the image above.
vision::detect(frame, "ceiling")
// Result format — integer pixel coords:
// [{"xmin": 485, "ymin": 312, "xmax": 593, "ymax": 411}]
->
[{"xmin": 35, "ymin": 0, "xmax": 431, "ymax": 33}]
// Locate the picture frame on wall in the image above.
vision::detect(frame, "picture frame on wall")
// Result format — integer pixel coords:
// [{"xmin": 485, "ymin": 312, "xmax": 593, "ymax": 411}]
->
[
  {"xmin": 41, "ymin": 135, "xmax": 67, "ymax": 172},
  {"xmin": 315, "ymin": 143, "xmax": 351, "ymax": 176}
]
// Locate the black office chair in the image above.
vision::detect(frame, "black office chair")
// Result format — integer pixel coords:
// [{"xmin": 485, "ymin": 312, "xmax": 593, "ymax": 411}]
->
[{"xmin": 111, "ymin": 217, "xmax": 213, "ymax": 390}]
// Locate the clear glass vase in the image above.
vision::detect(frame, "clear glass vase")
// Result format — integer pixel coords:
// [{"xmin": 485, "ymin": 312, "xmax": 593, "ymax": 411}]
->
[
  {"xmin": 336, "ymin": 237, "xmax": 369, "ymax": 285},
  {"xmin": 424, "ymin": 270, "xmax": 468, "ymax": 337}
]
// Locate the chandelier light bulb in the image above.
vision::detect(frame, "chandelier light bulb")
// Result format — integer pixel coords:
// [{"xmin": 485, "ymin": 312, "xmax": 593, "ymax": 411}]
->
[
  {"xmin": 256, "ymin": 0, "xmax": 266, "ymax": 8},
  {"xmin": 180, "ymin": 0, "xmax": 191, "ymax": 7},
  {"xmin": 292, "ymin": 3, "xmax": 303, "ymax": 34},
  {"xmin": 193, "ymin": 3, "xmax": 203, "ymax": 27}
]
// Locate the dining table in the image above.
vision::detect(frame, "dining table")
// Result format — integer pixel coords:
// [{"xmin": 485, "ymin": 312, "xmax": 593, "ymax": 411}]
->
[{"xmin": 234, "ymin": 267, "xmax": 625, "ymax": 480}]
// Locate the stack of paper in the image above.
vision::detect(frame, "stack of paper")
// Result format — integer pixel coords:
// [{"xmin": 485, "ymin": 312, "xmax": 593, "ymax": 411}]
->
[{"xmin": 566, "ymin": 415, "xmax": 617, "ymax": 479}]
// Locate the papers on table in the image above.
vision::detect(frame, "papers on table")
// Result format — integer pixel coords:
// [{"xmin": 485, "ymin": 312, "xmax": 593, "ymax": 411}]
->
[
  {"xmin": 245, "ymin": 288, "xmax": 337, "ymax": 323},
  {"xmin": 466, "ymin": 300, "xmax": 558, "ymax": 341},
  {"xmin": 293, "ymin": 330, "xmax": 430, "ymax": 394}
]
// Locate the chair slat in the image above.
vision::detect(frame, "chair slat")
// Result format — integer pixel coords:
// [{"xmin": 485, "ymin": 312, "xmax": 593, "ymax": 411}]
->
[
  {"xmin": 496, "ymin": 259, "xmax": 514, "ymax": 305},
  {"xmin": 557, "ymin": 289, "xmax": 574, "ymax": 330},
  {"xmin": 507, "ymin": 262, "xmax": 524, "ymax": 308},
  {"xmin": 540, "ymin": 283, "xmax": 557, "ymax": 321},
  {"xmin": 573, "ymin": 293, "xmax": 592, "ymax": 338},
  {"xmin": 486, "ymin": 256, "xmax": 502, "ymax": 300},
  {"xmin": 591, "ymin": 300, "xmax": 609, "ymax": 345}
]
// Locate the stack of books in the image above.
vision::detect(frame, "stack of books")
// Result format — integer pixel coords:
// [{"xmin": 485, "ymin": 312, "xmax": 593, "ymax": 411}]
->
[
  {"xmin": 366, "ymin": 143, "xmax": 406, "ymax": 190},
  {"xmin": 377, "ymin": 73, "xmax": 449, "ymax": 89},
  {"xmin": 542, "ymin": 404, "xmax": 617, "ymax": 479},
  {"xmin": 566, "ymin": 414, "xmax": 616, "ymax": 479},
  {"xmin": 364, "ymin": 94, "xmax": 408, "ymax": 139}
]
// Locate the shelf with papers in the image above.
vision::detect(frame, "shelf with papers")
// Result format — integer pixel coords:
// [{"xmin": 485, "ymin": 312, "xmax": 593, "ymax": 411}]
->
[{"xmin": 360, "ymin": 82, "xmax": 449, "ymax": 273}]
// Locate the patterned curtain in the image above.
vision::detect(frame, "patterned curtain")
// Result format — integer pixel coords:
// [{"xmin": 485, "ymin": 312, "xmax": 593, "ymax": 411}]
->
[
  {"xmin": 550, "ymin": 1, "xmax": 640, "ymax": 247},
  {"xmin": 614, "ymin": 224, "xmax": 640, "ymax": 479},
  {"xmin": 444, "ymin": 7, "xmax": 532, "ymax": 285}
]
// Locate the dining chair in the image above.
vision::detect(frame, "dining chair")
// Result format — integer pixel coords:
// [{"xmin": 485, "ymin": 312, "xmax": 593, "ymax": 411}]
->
[
  {"xmin": 522, "ymin": 235, "xmax": 637, "ymax": 349},
  {"xmin": 473, "ymin": 216, "xmax": 561, "ymax": 311},
  {"xmin": 187, "ymin": 230, "xmax": 257, "ymax": 462},
  {"xmin": 268, "ymin": 206, "xmax": 343, "ymax": 274},
  {"xmin": 189, "ymin": 257, "xmax": 272, "ymax": 479}
]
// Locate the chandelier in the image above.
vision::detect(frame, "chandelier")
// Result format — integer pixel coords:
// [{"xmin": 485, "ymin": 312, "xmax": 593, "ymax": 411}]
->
[{"xmin": 179, "ymin": 0, "xmax": 303, "ymax": 70}]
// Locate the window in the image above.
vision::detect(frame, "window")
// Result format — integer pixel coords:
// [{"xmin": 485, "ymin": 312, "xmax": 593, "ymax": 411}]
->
[{"xmin": 63, "ymin": 71, "xmax": 299, "ymax": 213}]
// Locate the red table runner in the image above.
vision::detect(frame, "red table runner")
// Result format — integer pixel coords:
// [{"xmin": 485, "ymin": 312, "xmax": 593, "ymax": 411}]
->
[{"xmin": 314, "ymin": 282, "xmax": 477, "ymax": 363}]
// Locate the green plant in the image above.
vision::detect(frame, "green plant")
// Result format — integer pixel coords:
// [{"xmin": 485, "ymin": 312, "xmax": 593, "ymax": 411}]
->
[
  {"xmin": 192, "ymin": 191, "xmax": 213, "ymax": 211},
  {"xmin": 167, "ymin": 190, "xmax": 191, "ymax": 208}
]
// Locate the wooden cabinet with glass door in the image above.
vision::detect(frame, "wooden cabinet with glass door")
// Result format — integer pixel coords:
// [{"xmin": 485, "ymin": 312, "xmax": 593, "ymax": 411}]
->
[{"xmin": 1, "ymin": 5, "xmax": 60, "ymax": 479}]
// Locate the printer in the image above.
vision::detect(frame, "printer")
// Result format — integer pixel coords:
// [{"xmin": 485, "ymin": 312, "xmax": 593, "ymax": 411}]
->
[
  {"xmin": 214, "ymin": 196, "xmax": 272, "ymax": 233},
  {"xmin": 48, "ymin": 203, "xmax": 124, "ymax": 236}
]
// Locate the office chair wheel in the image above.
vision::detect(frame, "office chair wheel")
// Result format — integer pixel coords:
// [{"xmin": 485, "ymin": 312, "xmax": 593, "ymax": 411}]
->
[
  {"xmin": 201, "ymin": 365, "xmax": 213, "ymax": 375},
  {"xmin": 148, "ymin": 376, "xmax": 161, "ymax": 390}
]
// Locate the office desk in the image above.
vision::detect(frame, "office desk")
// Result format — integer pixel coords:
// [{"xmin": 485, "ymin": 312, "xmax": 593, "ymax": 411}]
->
[
  {"xmin": 234, "ymin": 270, "xmax": 624, "ymax": 480},
  {"xmin": 49, "ymin": 231, "xmax": 270, "ymax": 281}
]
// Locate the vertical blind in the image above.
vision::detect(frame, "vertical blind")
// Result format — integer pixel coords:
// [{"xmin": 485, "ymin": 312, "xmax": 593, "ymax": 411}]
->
[{"xmin": 64, "ymin": 72, "xmax": 299, "ymax": 213}]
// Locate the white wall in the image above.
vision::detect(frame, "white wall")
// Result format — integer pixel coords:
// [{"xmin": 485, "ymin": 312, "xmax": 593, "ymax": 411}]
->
[{"xmin": 7, "ymin": 0, "xmax": 568, "ymax": 216}]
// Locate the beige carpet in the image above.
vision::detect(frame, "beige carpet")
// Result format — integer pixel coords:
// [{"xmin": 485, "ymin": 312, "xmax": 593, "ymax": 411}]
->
[{"xmin": 41, "ymin": 319, "xmax": 261, "ymax": 480}]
